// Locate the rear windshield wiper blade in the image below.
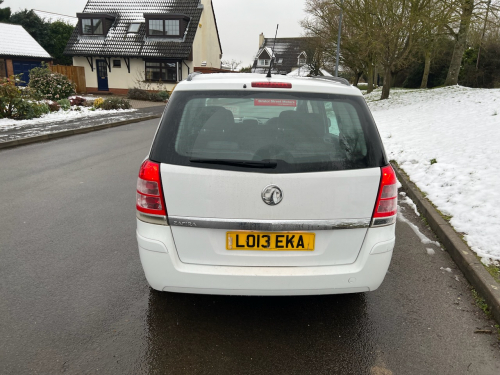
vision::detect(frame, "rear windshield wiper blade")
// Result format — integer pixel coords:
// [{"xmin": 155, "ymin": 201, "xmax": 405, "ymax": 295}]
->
[{"xmin": 190, "ymin": 158, "xmax": 278, "ymax": 169}]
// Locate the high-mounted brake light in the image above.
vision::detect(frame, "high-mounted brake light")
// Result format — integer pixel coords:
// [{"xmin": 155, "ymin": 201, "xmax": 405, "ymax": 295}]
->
[
  {"xmin": 251, "ymin": 82, "xmax": 292, "ymax": 89},
  {"xmin": 136, "ymin": 160, "xmax": 168, "ymax": 225},
  {"xmin": 372, "ymin": 165, "xmax": 398, "ymax": 227}
]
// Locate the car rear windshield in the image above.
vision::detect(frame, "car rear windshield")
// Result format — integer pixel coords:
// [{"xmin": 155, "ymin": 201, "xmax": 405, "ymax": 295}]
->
[{"xmin": 149, "ymin": 90, "xmax": 387, "ymax": 173}]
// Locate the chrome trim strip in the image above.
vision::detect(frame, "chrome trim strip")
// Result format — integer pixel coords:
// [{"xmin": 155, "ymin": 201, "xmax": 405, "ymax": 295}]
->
[
  {"xmin": 136, "ymin": 211, "xmax": 169, "ymax": 226},
  {"xmin": 168, "ymin": 216, "xmax": 371, "ymax": 231},
  {"xmin": 371, "ymin": 215, "xmax": 397, "ymax": 228}
]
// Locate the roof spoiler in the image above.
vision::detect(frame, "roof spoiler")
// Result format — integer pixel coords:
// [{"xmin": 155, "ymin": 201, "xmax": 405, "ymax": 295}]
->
[
  {"xmin": 187, "ymin": 72, "xmax": 203, "ymax": 81},
  {"xmin": 310, "ymin": 76, "xmax": 350, "ymax": 86}
]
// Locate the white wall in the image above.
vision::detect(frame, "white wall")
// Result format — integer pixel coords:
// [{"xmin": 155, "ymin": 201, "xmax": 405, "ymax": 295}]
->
[
  {"xmin": 192, "ymin": 0, "xmax": 222, "ymax": 67},
  {"xmin": 73, "ymin": 56, "xmax": 194, "ymax": 91}
]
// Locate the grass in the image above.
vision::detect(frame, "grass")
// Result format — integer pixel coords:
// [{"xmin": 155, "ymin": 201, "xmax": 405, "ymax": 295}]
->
[
  {"xmin": 472, "ymin": 288, "xmax": 492, "ymax": 318},
  {"xmin": 482, "ymin": 259, "xmax": 500, "ymax": 284}
]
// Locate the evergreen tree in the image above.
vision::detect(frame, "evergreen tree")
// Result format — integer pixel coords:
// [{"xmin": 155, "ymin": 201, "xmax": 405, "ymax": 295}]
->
[
  {"xmin": 48, "ymin": 21, "xmax": 75, "ymax": 65},
  {"xmin": 9, "ymin": 9, "xmax": 51, "ymax": 51},
  {"xmin": 0, "ymin": 0, "xmax": 11, "ymax": 22}
]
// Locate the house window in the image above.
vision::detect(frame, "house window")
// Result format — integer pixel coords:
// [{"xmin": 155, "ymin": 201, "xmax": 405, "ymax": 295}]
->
[
  {"xmin": 148, "ymin": 19, "xmax": 180, "ymax": 36},
  {"xmin": 258, "ymin": 59, "xmax": 270, "ymax": 66},
  {"xmin": 165, "ymin": 20, "xmax": 180, "ymax": 35},
  {"xmin": 128, "ymin": 23, "xmax": 141, "ymax": 33},
  {"xmin": 145, "ymin": 61, "xmax": 178, "ymax": 82},
  {"xmin": 82, "ymin": 18, "xmax": 104, "ymax": 35},
  {"xmin": 298, "ymin": 52, "xmax": 307, "ymax": 66},
  {"xmin": 113, "ymin": 60, "xmax": 121, "ymax": 68}
]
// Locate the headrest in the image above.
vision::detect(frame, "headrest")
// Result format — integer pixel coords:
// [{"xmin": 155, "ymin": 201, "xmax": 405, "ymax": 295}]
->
[
  {"xmin": 202, "ymin": 107, "xmax": 235, "ymax": 130},
  {"xmin": 279, "ymin": 111, "xmax": 325, "ymax": 136}
]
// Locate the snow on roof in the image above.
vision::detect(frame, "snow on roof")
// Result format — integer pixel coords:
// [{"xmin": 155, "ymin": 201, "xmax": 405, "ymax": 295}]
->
[
  {"xmin": 287, "ymin": 65, "xmax": 333, "ymax": 77},
  {"xmin": 65, "ymin": 0, "xmax": 204, "ymax": 59},
  {"xmin": 33, "ymin": 10, "xmax": 78, "ymax": 26},
  {"xmin": 256, "ymin": 47, "xmax": 274, "ymax": 59},
  {"xmin": 0, "ymin": 22, "xmax": 52, "ymax": 59}
]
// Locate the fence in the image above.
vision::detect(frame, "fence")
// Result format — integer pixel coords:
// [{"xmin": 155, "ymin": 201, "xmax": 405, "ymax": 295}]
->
[{"xmin": 49, "ymin": 65, "xmax": 86, "ymax": 94}]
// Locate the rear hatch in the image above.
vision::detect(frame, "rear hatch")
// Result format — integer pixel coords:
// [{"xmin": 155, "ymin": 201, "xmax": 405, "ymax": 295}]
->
[{"xmin": 150, "ymin": 84, "xmax": 387, "ymax": 267}]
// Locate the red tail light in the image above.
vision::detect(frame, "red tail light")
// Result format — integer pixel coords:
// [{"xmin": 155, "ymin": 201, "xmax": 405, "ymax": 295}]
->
[
  {"xmin": 373, "ymin": 165, "xmax": 398, "ymax": 219},
  {"xmin": 251, "ymin": 82, "xmax": 292, "ymax": 89},
  {"xmin": 136, "ymin": 160, "xmax": 167, "ymax": 218}
]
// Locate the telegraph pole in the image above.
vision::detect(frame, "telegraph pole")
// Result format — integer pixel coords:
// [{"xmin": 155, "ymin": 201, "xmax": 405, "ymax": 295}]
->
[
  {"xmin": 335, "ymin": 0, "xmax": 344, "ymax": 77},
  {"xmin": 477, "ymin": 0, "xmax": 491, "ymax": 70}
]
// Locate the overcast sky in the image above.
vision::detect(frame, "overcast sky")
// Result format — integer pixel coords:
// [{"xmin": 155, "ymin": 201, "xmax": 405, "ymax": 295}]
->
[{"xmin": 3, "ymin": 0, "xmax": 308, "ymax": 67}]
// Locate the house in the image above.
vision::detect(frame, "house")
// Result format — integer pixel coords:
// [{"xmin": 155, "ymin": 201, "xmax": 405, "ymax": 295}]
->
[
  {"xmin": 252, "ymin": 34, "xmax": 310, "ymax": 75},
  {"xmin": 252, "ymin": 33, "xmax": 332, "ymax": 77},
  {"xmin": 0, "ymin": 22, "xmax": 53, "ymax": 85},
  {"xmin": 64, "ymin": 0, "xmax": 223, "ymax": 94}
]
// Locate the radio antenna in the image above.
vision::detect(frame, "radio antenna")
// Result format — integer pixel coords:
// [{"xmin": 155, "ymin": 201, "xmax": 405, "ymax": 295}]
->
[{"xmin": 266, "ymin": 24, "xmax": 279, "ymax": 78}]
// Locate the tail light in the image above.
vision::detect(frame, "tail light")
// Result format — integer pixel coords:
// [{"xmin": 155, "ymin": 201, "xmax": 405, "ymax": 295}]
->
[
  {"xmin": 136, "ymin": 160, "xmax": 168, "ymax": 225},
  {"xmin": 251, "ymin": 82, "xmax": 292, "ymax": 89},
  {"xmin": 372, "ymin": 165, "xmax": 398, "ymax": 227}
]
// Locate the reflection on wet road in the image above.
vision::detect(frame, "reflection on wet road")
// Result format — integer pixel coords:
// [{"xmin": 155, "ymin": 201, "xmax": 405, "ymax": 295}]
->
[
  {"xmin": 0, "ymin": 120, "xmax": 499, "ymax": 374},
  {"xmin": 145, "ymin": 293, "xmax": 376, "ymax": 374}
]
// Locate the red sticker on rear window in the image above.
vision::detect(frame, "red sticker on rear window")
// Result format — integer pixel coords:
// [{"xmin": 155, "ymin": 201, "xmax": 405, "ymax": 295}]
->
[{"xmin": 254, "ymin": 99, "xmax": 297, "ymax": 107}]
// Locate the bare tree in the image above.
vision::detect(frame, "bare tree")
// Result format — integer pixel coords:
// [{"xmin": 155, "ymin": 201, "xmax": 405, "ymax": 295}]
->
[
  {"xmin": 444, "ymin": 0, "xmax": 476, "ymax": 85},
  {"xmin": 302, "ymin": 0, "xmax": 379, "ymax": 89},
  {"xmin": 443, "ymin": 0, "xmax": 500, "ymax": 85},
  {"xmin": 221, "ymin": 59, "xmax": 242, "ymax": 71}
]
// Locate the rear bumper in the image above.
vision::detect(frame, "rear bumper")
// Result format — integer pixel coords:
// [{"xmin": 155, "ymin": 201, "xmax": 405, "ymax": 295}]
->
[{"xmin": 136, "ymin": 220, "xmax": 395, "ymax": 296}]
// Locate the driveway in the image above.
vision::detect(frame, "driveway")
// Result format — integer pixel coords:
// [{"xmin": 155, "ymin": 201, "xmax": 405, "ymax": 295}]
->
[{"xmin": 0, "ymin": 120, "xmax": 499, "ymax": 374}]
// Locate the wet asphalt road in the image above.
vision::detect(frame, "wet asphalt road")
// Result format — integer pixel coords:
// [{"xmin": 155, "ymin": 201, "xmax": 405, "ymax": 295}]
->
[{"xmin": 0, "ymin": 120, "xmax": 499, "ymax": 375}]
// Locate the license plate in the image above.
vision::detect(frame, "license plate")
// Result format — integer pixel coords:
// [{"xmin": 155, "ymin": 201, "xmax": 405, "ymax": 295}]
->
[{"xmin": 226, "ymin": 232, "xmax": 315, "ymax": 251}]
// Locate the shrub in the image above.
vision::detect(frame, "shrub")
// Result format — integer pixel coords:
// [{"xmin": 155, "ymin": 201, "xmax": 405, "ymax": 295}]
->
[
  {"xmin": 93, "ymin": 97, "xmax": 104, "ymax": 108},
  {"xmin": 70, "ymin": 96, "xmax": 86, "ymax": 106},
  {"xmin": 101, "ymin": 97, "xmax": 132, "ymax": 110},
  {"xmin": 0, "ymin": 75, "xmax": 23, "ymax": 118},
  {"xmin": 12, "ymin": 100, "xmax": 37, "ymax": 120},
  {"xmin": 48, "ymin": 102, "xmax": 61, "ymax": 112},
  {"xmin": 28, "ymin": 64, "xmax": 75, "ymax": 101},
  {"xmin": 157, "ymin": 90, "xmax": 170, "ymax": 101},
  {"xmin": 12, "ymin": 101, "xmax": 49, "ymax": 120},
  {"xmin": 127, "ymin": 88, "xmax": 151, "ymax": 101},
  {"xmin": 148, "ymin": 93, "xmax": 163, "ymax": 102},
  {"xmin": 57, "ymin": 99, "xmax": 71, "ymax": 111},
  {"xmin": 149, "ymin": 91, "xmax": 170, "ymax": 102},
  {"xmin": 34, "ymin": 102, "xmax": 50, "ymax": 117},
  {"xmin": 83, "ymin": 100, "xmax": 94, "ymax": 107}
]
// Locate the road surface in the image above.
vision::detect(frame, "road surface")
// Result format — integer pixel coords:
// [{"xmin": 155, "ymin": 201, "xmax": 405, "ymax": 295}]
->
[{"xmin": 0, "ymin": 119, "xmax": 499, "ymax": 374}]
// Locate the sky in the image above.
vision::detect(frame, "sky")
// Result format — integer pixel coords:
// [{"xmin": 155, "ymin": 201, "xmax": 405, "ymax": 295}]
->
[{"xmin": 3, "ymin": 0, "xmax": 308, "ymax": 67}]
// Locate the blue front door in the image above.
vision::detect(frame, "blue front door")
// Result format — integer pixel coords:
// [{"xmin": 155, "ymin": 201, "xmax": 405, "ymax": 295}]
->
[
  {"xmin": 12, "ymin": 60, "xmax": 42, "ymax": 86},
  {"xmin": 96, "ymin": 60, "xmax": 109, "ymax": 91}
]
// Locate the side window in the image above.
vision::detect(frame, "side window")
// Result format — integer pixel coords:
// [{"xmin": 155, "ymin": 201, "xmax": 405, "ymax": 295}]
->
[
  {"xmin": 332, "ymin": 102, "xmax": 367, "ymax": 156},
  {"xmin": 324, "ymin": 102, "xmax": 339, "ymax": 136}
]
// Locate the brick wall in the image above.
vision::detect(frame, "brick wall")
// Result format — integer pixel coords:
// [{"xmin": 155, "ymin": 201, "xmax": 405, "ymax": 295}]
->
[
  {"xmin": 86, "ymin": 87, "xmax": 130, "ymax": 96},
  {"xmin": 6, "ymin": 59, "xmax": 14, "ymax": 77},
  {"xmin": 0, "ymin": 59, "xmax": 6, "ymax": 78}
]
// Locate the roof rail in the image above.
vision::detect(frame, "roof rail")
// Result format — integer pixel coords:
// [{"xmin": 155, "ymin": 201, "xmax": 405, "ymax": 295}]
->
[
  {"xmin": 310, "ymin": 76, "xmax": 350, "ymax": 86},
  {"xmin": 186, "ymin": 72, "xmax": 203, "ymax": 81}
]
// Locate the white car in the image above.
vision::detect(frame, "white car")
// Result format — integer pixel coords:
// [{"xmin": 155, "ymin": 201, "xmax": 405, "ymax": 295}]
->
[{"xmin": 136, "ymin": 73, "xmax": 397, "ymax": 296}]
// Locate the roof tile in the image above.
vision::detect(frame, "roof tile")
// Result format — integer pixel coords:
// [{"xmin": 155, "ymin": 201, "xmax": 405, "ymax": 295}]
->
[{"xmin": 64, "ymin": 0, "xmax": 202, "ymax": 59}]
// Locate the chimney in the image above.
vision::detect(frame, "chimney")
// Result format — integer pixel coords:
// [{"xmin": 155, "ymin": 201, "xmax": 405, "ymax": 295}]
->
[{"xmin": 259, "ymin": 33, "xmax": 265, "ymax": 48}]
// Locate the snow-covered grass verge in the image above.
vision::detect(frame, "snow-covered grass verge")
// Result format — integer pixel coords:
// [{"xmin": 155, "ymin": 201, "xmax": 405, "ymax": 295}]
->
[
  {"xmin": 0, "ymin": 107, "xmax": 136, "ymax": 130},
  {"xmin": 367, "ymin": 86, "xmax": 500, "ymax": 261}
]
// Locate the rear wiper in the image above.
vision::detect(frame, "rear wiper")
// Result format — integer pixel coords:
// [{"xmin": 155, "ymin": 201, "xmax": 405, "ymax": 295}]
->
[{"xmin": 190, "ymin": 158, "xmax": 278, "ymax": 169}]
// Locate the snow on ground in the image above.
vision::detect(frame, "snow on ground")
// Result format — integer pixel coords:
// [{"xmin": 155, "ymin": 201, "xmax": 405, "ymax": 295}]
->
[
  {"xmin": 367, "ymin": 86, "xmax": 500, "ymax": 261},
  {"xmin": 0, "ymin": 107, "xmax": 136, "ymax": 130}
]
